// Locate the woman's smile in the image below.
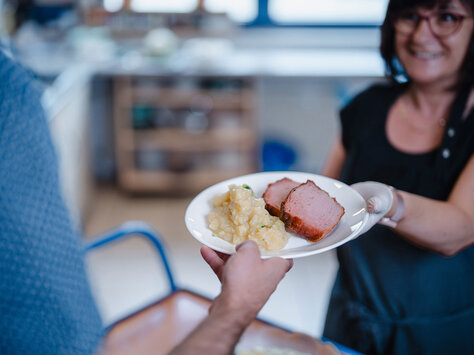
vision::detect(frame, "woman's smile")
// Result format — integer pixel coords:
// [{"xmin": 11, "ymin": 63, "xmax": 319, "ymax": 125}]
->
[{"xmin": 408, "ymin": 48, "xmax": 443, "ymax": 60}]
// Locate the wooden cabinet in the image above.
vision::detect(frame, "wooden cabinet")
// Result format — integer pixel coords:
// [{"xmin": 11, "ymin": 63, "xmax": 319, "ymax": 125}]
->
[{"xmin": 113, "ymin": 75, "xmax": 259, "ymax": 193}]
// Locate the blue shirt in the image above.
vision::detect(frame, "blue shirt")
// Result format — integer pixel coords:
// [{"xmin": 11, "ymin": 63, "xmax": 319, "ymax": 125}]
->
[{"xmin": 0, "ymin": 49, "xmax": 103, "ymax": 353}]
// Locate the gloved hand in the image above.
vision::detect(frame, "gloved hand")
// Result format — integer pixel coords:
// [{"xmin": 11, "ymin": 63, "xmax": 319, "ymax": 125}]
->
[{"xmin": 350, "ymin": 181, "xmax": 394, "ymax": 235}]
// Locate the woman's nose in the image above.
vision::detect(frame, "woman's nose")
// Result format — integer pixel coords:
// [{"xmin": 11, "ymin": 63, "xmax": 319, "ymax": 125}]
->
[{"xmin": 412, "ymin": 17, "xmax": 436, "ymax": 42}]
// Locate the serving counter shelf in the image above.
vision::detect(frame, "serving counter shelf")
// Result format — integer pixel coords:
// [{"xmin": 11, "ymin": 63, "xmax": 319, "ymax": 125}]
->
[{"xmin": 113, "ymin": 75, "xmax": 259, "ymax": 194}]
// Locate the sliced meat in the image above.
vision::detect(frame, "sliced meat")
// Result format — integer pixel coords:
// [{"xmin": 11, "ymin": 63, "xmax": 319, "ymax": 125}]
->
[
  {"xmin": 281, "ymin": 180, "xmax": 345, "ymax": 242},
  {"xmin": 263, "ymin": 178, "xmax": 301, "ymax": 217}
]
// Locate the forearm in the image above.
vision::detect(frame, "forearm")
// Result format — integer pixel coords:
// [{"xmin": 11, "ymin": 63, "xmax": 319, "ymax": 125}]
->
[
  {"xmin": 176, "ymin": 242, "xmax": 292, "ymax": 355},
  {"xmin": 321, "ymin": 137, "xmax": 346, "ymax": 179},
  {"xmin": 394, "ymin": 191, "xmax": 474, "ymax": 256},
  {"xmin": 168, "ymin": 293, "xmax": 253, "ymax": 355}
]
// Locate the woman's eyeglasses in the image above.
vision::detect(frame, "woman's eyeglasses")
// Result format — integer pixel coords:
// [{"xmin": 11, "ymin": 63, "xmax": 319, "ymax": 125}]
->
[{"xmin": 393, "ymin": 9, "xmax": 473, "ymax": 38}]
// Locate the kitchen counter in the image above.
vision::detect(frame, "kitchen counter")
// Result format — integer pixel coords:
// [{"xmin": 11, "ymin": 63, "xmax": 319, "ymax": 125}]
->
[{"xmin": 22, "ymin": 46, "xmax": 385, "ymax": 80}]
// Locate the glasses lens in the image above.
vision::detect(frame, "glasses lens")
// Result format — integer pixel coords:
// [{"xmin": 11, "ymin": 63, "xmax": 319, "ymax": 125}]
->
[
  {"xmin": 394, "ymin": 11, "xmax": 419, "ymax": 34},
  {"xmin": 394, "ymin": 10, "xmax": 464, "ymax": 37},
  {"xmin": 432, "ymin": 11, "xmax": 462, "ymax": 36}
]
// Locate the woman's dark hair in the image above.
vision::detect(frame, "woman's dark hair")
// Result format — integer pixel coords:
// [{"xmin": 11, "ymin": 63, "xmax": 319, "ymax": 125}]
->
[{"xmin": 380, "ymin": 0, "xmax": 474, "ymax": 88}]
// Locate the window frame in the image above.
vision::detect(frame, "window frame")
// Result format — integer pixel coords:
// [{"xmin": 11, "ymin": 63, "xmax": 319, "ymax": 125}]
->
[{"xmin": 117, "ymin": 0, "xmax": 385, "ymax": 28}]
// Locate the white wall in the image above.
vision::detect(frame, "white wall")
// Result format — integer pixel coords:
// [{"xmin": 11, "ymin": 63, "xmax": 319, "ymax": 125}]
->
[
  {"xmin": 257, "ymin": 76, "xmax": 383, "ymax": 173},
  {"xmin": 238, "ymin": 27, "xmax": 385, "ymax": 173},
  {"xmin": 47, "ymin": 68, "xmax": 94, "ymax": 230}
]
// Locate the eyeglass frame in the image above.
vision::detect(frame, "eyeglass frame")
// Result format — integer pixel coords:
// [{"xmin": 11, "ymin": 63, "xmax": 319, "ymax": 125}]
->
[{"xmin": 391, "ymin": 9, "xmax": 474, "ymax": 38}]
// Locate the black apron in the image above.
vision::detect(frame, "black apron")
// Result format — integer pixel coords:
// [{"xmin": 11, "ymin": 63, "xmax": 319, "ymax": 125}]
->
[{"xmin": 323, "ymin": 84, "xmax": 474, "ymax": 355}]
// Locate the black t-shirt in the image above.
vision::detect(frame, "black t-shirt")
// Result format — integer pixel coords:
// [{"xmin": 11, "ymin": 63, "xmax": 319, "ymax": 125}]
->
[{"xmin": 328, "ymin": 83, "xmax": 474, "ymax": 351}]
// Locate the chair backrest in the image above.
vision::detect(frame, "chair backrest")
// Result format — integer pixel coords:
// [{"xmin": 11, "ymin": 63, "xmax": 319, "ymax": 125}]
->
[{"xmin": 84, "ymin": 221, "xmax": 177, "ymax": 293}]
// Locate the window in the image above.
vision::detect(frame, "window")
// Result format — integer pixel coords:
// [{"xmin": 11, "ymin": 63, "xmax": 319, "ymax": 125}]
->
[
  {"xmin": 104, "ymin": 0, "xmax": 123, "ymax": 12},
  {"xmin": 103, "ymin": 0, "xmax": 257, "ymax": 22},
  {"xmin": 103, "ymin": 0, "xmax": 388, "ymax": 26},
  {"xmin": 130, "ymin": 0, "xmax": 199, "ymax": 13},
  {"xmin": 269, "ymin": 0, "xmax": 389, "ymax": 25},
  {"xmin": 204, "ymin": 0, "xmax": 257, "ymax": 23}
]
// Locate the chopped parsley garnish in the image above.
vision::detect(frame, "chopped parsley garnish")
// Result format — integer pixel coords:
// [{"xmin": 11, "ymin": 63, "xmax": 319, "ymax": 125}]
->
[{"xmin": 241, "ymin": 184, "xmax": 256, "ymax": 197}]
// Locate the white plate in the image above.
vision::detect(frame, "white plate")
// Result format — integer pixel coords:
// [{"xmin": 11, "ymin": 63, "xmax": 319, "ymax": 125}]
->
[{"xmin": 185, "ymin": 171, "xmax": 368, "ymax": 259}]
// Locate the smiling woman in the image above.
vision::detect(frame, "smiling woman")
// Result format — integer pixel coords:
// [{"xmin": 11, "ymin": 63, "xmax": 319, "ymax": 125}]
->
[
  {"xmin": 383, "ymin": 0, "xmax": 473, "ymax": 152},
  {"xmin": 381, "ymin": 0, "xmax": 474, "ymax": 87},
  {"xmin": 321, "ymin": 0, "xmax": 474, "ymax": 354},
  {"xmin": 394, "ymin": 5, "xmax": 472, "ymax": 87}
]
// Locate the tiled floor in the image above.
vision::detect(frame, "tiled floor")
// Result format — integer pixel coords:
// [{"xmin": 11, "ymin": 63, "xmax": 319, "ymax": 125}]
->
[{"xmin": 84, "ymin": 186, "xmax": 338, "ymax": 338}]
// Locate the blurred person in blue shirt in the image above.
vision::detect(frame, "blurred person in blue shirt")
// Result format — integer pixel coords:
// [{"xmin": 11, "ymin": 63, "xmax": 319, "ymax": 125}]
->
[{"xmin": 0, "ymin": 46, "xmax": 292, "ymax": 355}]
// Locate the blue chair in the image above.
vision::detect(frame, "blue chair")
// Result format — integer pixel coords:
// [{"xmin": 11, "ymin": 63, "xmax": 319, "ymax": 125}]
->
[
  {"xmin": 85, "ymin": 220, "xmax": 206, "ymax": 354},
  {"xmin": 86, "ymin": 221, "xmax": 362, "ymax": 355},
  {"xmin": 84, "ymin": 220, "xmax": 177, "ymax": 294}
]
